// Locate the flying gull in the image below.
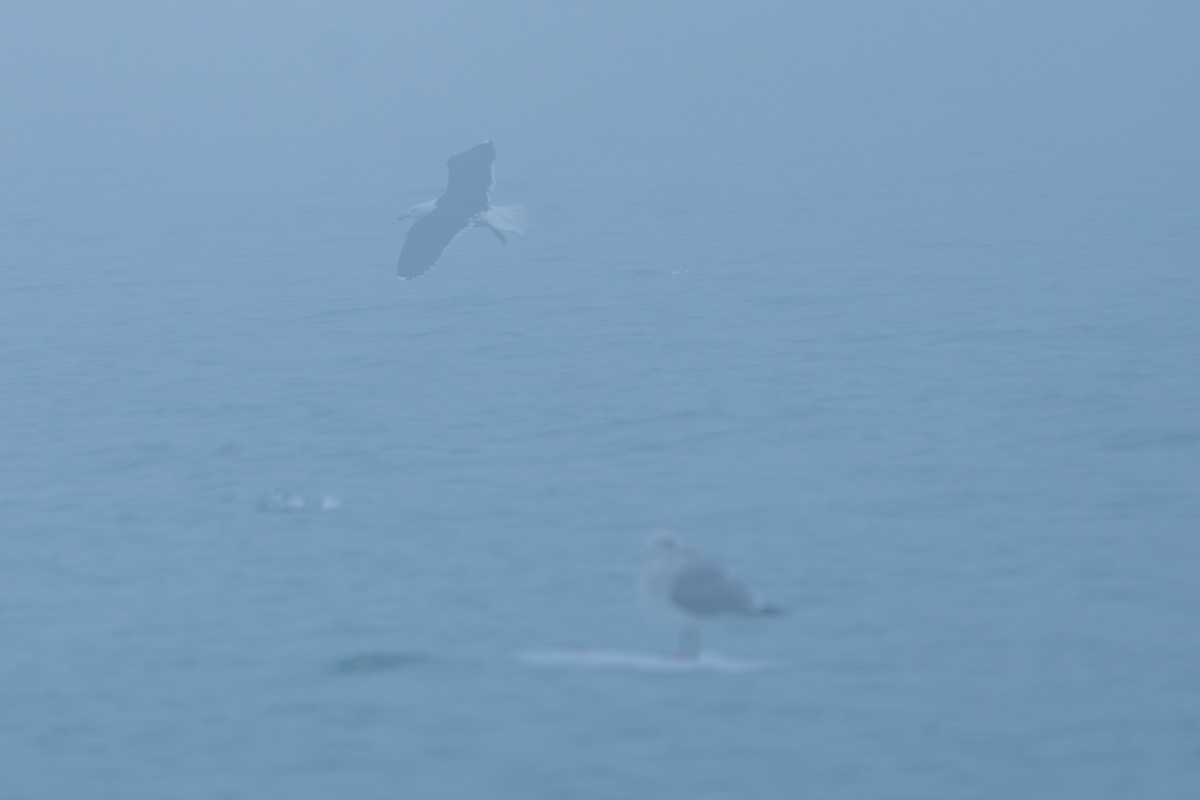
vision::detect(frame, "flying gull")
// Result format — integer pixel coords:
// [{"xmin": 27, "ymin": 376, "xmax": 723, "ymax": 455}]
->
[
  {"xmin": 396, "ymin": 140, "xmax": 525, "ymax": 279},
  {"xmin": 640, "ymin": 531, "xmax": 781, "ymax": 659}
]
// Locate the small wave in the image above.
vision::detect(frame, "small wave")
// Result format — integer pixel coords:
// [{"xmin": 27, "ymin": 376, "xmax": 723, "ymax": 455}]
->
[
  {"xmin": 330, "ymin": 651, "xmax": 431, "ymax": 675},
  {"xmin": 257, "ymin": 490, "xmax": 341, "ymax": 513},
  {"xmin": 515, "ymin": 648, "xmax": 776, "ymax": 673}
]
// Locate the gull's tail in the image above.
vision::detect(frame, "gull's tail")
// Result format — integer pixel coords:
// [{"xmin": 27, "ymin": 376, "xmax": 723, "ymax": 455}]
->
[
  {"xmin": 750, "ymin": 591, "xmax": 785, "ymax": 617},
  {"xmin": 481, "ymin": 204, "xmax": 527, "ymax": 237}
]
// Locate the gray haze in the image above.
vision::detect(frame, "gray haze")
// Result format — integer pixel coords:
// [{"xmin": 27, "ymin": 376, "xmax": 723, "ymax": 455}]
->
[{"xmin": 3, "ymin": 2, "xmax": 1198, "ymax": 798}]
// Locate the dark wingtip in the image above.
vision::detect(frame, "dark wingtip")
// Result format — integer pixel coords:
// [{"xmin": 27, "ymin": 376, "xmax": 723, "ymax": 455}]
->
[{"xmin": 756, "ymin": 605, "xmax": 785, "ymax": 617}]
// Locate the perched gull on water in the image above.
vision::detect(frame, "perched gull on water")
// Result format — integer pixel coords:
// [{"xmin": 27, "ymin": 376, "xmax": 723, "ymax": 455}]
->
[
  {"xmin": 396, "ymin": 140, "xmax": 525, "ymax": 279},
  {"xmin": 641, "ymin": 531, "xmax": 781, "ymax": 659}
]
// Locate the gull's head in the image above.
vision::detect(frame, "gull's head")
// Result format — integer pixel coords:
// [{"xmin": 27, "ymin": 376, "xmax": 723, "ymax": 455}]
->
[
  {"xmin": 647, "ymin": 529, "xmax": 693, "ymax": 560},
  {"xmin": 397, "ymin": 199, "xmax": 436, "ymax": 222}
]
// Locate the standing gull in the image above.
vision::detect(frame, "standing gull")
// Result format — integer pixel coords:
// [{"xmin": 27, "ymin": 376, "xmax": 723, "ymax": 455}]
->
[
  {"xmin": 641, "ymin": 532, "xmax": 781, "ymax": 659},
  {"xmin": 396, "ymin": 140, "xmax": 525, "ymax": 279}
]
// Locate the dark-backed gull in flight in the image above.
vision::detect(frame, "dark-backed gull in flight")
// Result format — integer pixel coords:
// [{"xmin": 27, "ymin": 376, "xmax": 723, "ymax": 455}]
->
[{"xmin": 396, "ymin": 140, "xmax": 525, "ymax": 279}]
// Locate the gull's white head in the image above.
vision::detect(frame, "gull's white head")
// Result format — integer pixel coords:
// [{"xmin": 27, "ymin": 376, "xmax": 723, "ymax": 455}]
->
[
  {"xmin": 647, "ymin": 529, "xmax": 694, "ymax": 561},
  {"xmin": 397, "ymin": 199, "xmax": 436, "ymax": 221}
]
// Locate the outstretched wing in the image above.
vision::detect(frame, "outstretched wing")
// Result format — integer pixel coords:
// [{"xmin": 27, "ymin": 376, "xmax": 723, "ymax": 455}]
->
[
  {"xmin": 443, "ymin": 141, "xmax": 495, "ymax": 209},
  {"xmin": 397, "ymin": 206, "xmax": 469, "ymax": 279}
]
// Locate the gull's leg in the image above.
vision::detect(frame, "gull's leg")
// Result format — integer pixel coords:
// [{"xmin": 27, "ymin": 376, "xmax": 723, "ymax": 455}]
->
[
  {"xmin": 485, "ymin": 223, "xmax": 507, "ymax": 245},
  {"xmin": 676, "ymin": 626, "xmax": 701, "ymax": 660}
]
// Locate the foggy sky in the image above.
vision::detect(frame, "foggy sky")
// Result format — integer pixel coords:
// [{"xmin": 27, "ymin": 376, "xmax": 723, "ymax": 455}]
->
[{"xmin": 3, "ymin": 0, "xmax": 1197, "ymax": 201}]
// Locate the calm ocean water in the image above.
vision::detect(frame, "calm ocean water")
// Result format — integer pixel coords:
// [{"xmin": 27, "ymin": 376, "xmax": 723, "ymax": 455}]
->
[{"xmin": 2, "ymin": 145, "xmax": 1197, "ymax": 799}]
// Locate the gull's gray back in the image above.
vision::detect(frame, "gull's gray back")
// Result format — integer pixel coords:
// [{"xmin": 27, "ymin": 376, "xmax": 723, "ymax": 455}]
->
[{"xmin": 670, "ymin": 560, "xmax": 756, "ymax": 617}]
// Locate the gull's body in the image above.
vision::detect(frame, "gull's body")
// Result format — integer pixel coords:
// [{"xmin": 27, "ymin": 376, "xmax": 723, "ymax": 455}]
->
[
  {"xmin": 396, "ymin": 141, "xmax": 525, "ymax": 279},
  {"xmin": 641, "ymin": 532, "xmax": 780, "ymax": 659}
]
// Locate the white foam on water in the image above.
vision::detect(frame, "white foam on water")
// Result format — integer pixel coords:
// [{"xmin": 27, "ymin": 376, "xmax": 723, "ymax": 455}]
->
[{"xmin": 515, "ymin": 648, "xmax": 776, "ymax": 673}]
